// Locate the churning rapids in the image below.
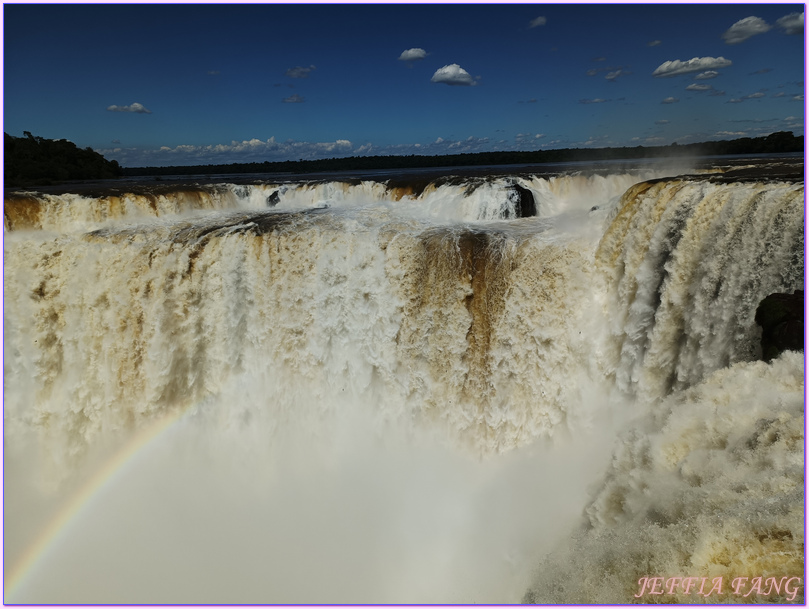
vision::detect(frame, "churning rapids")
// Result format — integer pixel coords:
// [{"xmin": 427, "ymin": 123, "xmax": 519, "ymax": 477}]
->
[{"xmin": 3, "ymin": 158, "xmax": 804, "ymax": 604}]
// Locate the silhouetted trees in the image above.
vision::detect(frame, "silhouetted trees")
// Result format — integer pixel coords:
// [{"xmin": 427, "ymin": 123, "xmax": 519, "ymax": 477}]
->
[{"xmin": 4, "ymin": 132, "xmax": 122, "ymax": 186}]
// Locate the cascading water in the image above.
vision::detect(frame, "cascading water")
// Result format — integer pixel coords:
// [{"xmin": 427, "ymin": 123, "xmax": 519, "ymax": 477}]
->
[{"xmin": 3, "ymin": 160, "xmax": 804, "ymax": 603}]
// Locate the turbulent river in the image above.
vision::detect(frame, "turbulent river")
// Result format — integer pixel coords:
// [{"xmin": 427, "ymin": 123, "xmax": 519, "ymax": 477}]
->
[{"xmin": 3, "ymin": 158, "xmax": 804, "ymax": 604}]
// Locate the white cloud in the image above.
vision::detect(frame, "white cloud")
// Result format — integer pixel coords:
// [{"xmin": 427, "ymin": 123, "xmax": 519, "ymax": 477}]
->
[
  {"xmin": 285, "ymin": 65, "xmax": 316, "ymax": 78},
  {"xmin": 515, "ymin": 133, "xmax": 545, "ymax": 141},
  {"xmin": 379, "ymin": 135, "xmax": 490, "ymax": 154},
  {"xmin": 633, "ymin": 136, "xmax": 665, "ymax": 144},
  {"xmin": 655, "ymin": 119, "xmax": 670, "ymax": 125},
  {"xmin": 582, "ymin": 135, "xmax": 611, "ymax": 147},
  {"xmin": 715, "ymin": 130, "xmax": 748, "ymax": 137},
  {"xmin": 648, "ymin": 40, "xmax": 662, "ymax": 47},
  {"xmin": 694, "ymin": 70, "xmax": 719, "ymax": 80},
  {"xmin": 586, "ymin": 69, "xmax": 598, "ymax": 77},
  {"xmin": 605, "ymin": 69, "xmax": 629, "ymax": 81},
  {"xmin": 661, "ymin": 97, "xmax": 679, "ymax": 104},
  {"xmin": 398, "ymin": 48, "xmax": 427, "ymax": 62},
  {"xmin": 652, "ymin": 56, "xmax": 732, "ymax": 77},
  {"xmin": 106, "ymin": 102, "xmax": 152, "ymax": 114},
  {"xmin": 728, "ymin": 91, "xmax": 767, "ymax": 103},
  {"xmin": 722, "ymin": 16, "xmax": 771, "ymax": 44},
  {"xmin": 776, "ymin": 12, "xmax": 804, "ymax": 35},
  {"xmin": 283, "ymin": 94, "xmax": 305, "ymax": 103},
  {"xmin": 529, "ymin": 16, "xmax": 547, "ymax": 28},
  {"xmin": 579, "ymin": 98, "xmax": 608, "ymax": 104},
  {"xmin": 431, "ymin": 64, "xmax": 477, "ymax": 86},
  {"xmin": 686, "ymin": 83, "xmax": 712, "ymax": 91}
]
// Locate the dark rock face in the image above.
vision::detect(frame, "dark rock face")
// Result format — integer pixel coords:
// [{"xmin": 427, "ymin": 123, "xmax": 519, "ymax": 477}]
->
[
  {"xmin": 755, "ymin": 290, "xmax": 804, "ymax": 362},
  {"xmin": 267, "ymin": 190, "xmax": 281, "ymax": 207},
  {"xmin": 512, "ymin": 184, "xmax": 537, "ymax": 218}
]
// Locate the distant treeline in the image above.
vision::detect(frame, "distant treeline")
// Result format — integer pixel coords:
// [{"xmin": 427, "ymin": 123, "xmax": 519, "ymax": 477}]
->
[
  {"xmin": 4, "ymin": 131, "xmax": 803, "ymax": 186},
  {"xmin": 123, "ymin": 131, "xmax": 803, "ymax": 177},
  {"xmin": 4, "ymin": 132, "xmax": 123, "ymax": 186}
]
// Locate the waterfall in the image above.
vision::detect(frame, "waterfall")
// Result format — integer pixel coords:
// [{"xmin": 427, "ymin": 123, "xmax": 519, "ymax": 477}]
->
[{"xmin": 4, "ymin": 164, "xmax": 803, "ymax": 603}]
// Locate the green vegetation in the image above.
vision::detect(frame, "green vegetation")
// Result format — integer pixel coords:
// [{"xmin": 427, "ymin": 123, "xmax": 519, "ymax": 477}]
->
[
  {"xmin": 121, "ymin": 131, "xmax": 803, "ymax": 177},
  {"xmin": 4, "ymin": 132, "xmax": 122, "ymax": 186}
]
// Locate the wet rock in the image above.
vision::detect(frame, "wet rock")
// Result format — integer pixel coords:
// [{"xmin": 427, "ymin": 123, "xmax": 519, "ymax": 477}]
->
[
  {"xmin": 755, "ymin": 290, "xmax": 804, "ymax": 362},
  {"xmin": 267, "ymin": 190, "xmax": 281, "ymax": 207},
  {"xmin": 512, "ymin": 184, "xmax": 537, "ymax": 218}
]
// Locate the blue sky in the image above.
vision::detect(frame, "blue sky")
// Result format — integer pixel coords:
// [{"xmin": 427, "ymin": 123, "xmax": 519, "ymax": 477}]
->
[{"xmin": 3, "ymin": 3, "xmax": 805, "ymax": 167}]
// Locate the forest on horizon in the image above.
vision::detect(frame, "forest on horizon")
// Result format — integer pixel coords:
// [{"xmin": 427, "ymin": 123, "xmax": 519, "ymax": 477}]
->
[
  {"xmin": 119, "ymin": 130, "xmax": 804, "ymax": 177},
  {"xmin": 4, "ymin": 130, "xmax": 804, "ymax": 186}
]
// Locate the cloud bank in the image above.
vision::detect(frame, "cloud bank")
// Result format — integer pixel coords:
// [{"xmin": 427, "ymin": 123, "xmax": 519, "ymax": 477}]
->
[
  {"xmin": 652, "ymin": 57, "xmax": 732, "ymax": 77},
  {"xmin": 99, "ymin": 134, "xmax": 509, "ymax": 168},
  {"xmin": 106, "ymin": 102, "xmax": 152, "ymax": 114},
  {"xmin": 101, "ymin": 137, "xmax": 355, "ymax": 167},
  {"xmin": 431, "ymin": 64, "xmax": 477, "ymax": 86}
]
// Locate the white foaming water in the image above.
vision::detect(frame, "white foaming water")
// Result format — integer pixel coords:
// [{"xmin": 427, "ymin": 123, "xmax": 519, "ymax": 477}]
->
[
  {"xmin": 3, "ymin": 165, "xmax": 803, "ymax": 603},
  {"xmin": 523, "ymin": 351, "xmax": 804, "ymax": 604},
  {"xmin": 597, "ymin": 179, "xmax": 804, "ymax": 399},
  {"xmin": 3, "ymin": 168, "xmax": 674, "ymax": 233}
]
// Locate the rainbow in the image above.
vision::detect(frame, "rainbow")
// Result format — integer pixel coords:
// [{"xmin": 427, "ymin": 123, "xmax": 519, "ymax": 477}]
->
[{"xmin": 5, "ymin": 407, "xmax": 186, "ymax": 602}]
